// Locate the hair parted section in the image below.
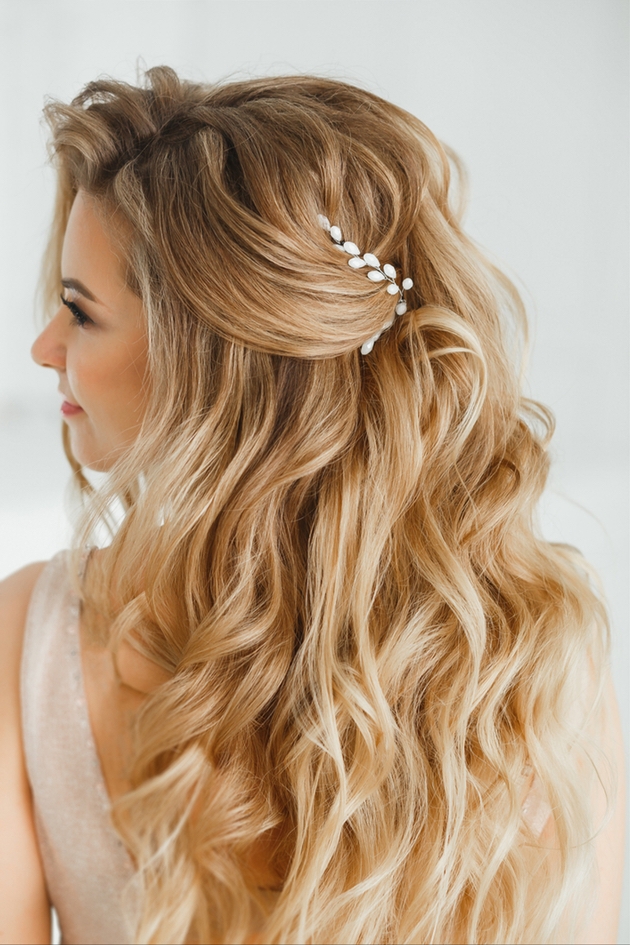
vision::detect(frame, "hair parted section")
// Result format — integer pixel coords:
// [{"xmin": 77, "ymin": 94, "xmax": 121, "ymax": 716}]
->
[{"xmin": 42, "ymin": 66, "xmax": 610, "ymax": 944}]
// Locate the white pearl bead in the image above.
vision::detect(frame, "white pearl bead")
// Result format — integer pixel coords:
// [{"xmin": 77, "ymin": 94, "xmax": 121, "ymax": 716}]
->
[
  {"xmin": 363, "ymin": 252, "xmax": 380, "ymax": 268},
  {"xmin": 395, "ymin": 301, "xmax": 407, "ymax": 316},
  {"xmin": 317, "ymin": 215, "xmax": 331, "ymax": 231},
  {"xmin": 367, "ymin": 270, "xmax": 385, "ymax": 282},
  {"xmin": 383, "ymin": 263, "xmax": 396, "ymax": 279},
  {"xmin": 330, "ymin": 225, "xmax": 343, "ymax": 242},
  {"xmin": 360, "ymin": 331, "xmax": 381, "ymax": 355},
  {"xmin": 386, "ymin": 283, "xmax": 399, "ymax": 295},
  {"xmin": 348, "ymin": 256, "xmax": 367, "ymax": 268},
  {"xmin": 343, "ymin": 241, "xmax": 361, "ymax": 256},
  {"xmin": 402, "ymin": 277, "xmax": 414, "ymax": 291}
]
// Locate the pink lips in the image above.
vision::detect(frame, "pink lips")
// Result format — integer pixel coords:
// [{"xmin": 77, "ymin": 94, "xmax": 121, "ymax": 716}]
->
[{"xmin": 61, "ymin": 399, "xmax": 84, "ymax": 417}]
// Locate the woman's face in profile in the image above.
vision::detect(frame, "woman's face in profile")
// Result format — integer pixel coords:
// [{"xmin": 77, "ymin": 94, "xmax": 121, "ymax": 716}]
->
[{"xmin": 31, "ymin": 190, "xmax": 148, "ymax": 472}]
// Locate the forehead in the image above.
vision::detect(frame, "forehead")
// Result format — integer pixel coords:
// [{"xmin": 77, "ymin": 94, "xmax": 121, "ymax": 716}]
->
[{"xmin": 61, "ymin": 191, "xmax": 130, "ymax": 304}]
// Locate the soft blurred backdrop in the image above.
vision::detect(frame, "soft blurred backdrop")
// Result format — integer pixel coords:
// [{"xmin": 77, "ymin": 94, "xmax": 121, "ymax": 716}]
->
[{"xmin": 0, "ymin": 1, "xmax": 627, "ymax": 940}]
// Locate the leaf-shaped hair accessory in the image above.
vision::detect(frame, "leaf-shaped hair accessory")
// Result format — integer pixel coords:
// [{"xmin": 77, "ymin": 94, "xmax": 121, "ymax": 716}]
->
[{"xmin": 317, "ymin": 215, "xmax": 414, "ymax": 355}]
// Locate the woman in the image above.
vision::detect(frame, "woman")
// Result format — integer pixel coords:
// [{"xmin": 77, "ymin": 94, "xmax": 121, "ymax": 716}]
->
[{"xmin": 0, "ymin": 66, "xmax": 624, "ymax": 945}]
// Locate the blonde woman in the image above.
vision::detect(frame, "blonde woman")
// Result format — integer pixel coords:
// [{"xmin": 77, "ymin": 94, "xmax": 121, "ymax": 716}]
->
[{"xmin": 0, "ymin": 67, "xmax": 624, "ymax": 945}]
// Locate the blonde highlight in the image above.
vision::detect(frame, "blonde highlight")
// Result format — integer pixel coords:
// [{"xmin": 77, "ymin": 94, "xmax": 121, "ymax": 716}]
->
[{"xmin": 42, "ymin": 67, "xmax": 610, "ymax": 944}]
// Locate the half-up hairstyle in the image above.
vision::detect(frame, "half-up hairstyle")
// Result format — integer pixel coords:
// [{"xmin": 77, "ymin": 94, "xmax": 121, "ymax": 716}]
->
[{"xmin": 41, "ymin": 66, "xmax": 610, "ymax": 944}]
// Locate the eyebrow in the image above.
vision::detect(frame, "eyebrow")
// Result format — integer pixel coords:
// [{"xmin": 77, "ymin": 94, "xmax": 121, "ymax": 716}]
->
[{"xmin": 61, "ymin": 278, "xmax": 100, "ymax": 303}]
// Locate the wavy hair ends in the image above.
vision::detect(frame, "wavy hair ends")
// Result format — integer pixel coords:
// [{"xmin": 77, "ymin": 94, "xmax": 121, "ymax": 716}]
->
[{"xmin": 42, "ymin": 66, "xmax": 609, "ymax": 944}]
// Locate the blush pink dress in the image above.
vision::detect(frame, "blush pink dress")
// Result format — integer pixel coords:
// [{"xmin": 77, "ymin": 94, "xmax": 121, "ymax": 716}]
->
[{"xmin": 21, "ymin": 552, "xmax": 137, "ymax": 945}]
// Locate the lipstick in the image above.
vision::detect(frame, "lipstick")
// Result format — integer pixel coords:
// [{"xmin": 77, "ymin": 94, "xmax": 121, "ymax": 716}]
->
[{"xmin": 61, "ymin": 400, "xmax": 84, "ymax": 417}]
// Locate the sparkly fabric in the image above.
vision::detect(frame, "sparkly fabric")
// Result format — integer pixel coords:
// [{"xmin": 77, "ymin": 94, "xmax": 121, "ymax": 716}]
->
[{"xmin": 20, "ymin": 551, "xmax": 137, "ymax": 945}]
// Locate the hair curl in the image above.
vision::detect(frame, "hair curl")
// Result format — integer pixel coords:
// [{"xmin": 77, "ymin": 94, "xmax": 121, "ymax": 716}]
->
[{"xmin": 42, "ymin": 66, "xmax": 610, "ymax": 944}]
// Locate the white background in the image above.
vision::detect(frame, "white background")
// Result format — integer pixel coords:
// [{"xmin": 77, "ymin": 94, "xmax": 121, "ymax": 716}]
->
[{"xmin": 0, "ymin": 1, "xmax": 627, "ymax": 941}]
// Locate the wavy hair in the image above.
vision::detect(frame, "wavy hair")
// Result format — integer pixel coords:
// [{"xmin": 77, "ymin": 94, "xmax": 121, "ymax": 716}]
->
[{"xmin": 41, "ymin": 67, "xmax": 610, "ymax": 944}]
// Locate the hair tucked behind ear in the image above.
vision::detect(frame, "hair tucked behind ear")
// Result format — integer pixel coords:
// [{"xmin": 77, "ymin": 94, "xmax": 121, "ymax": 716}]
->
[{"xmin": 42, "ymin": 67, "xmax": 610, "ymax": 944}]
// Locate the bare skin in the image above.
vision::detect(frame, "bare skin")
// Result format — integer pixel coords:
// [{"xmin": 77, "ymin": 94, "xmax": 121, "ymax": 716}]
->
[
  {"xmin": 31, "ymin": 191, "xmax": 149, "ymax": 472},
  {"xmin": 0, "ymin": 193, "xmax": 625, "ymax": 943}
]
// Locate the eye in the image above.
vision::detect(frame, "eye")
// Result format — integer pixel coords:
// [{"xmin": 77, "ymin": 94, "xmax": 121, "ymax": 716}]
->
[{"xmin": 60, "ymin": 294, "xmax": 91, "ymax": 327}]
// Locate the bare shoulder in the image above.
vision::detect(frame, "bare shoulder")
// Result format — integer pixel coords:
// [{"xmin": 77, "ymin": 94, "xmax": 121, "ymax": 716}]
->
[
  {"xmin": 0, "ymin": 560, "xmax": 48, "ymax": 608},
  {"xmin": 559, "ymin": 662, "xmax": 626, "ymax": 945},
  {"xmin": 0, "ymin": 561, "xmax": 47, "ymax": 680},
  {"xmin": 0, "ymin": 561, "xmax": 51, "ymax": 944},
  {"xmin": 521, "ymin": 647, "xmax": 625, "ymax": 944},
  {"xmin": 575, "ymin": 666, "xmax": 626, "ymax": 945}
]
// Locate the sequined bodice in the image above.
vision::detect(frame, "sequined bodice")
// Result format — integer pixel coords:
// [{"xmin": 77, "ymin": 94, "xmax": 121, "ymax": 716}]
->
[{"xmin": 20, "ymin": 551, "xmax": 137, "ymax": 945}]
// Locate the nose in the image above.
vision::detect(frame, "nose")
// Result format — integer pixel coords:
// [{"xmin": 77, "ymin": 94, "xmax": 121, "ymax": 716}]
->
[{"xmin": 31, "ymin": 305, "xmax": 67, "ymax": 371}]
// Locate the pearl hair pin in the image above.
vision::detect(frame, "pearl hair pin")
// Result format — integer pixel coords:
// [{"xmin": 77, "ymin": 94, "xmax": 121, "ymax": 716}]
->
[{"xmin": 318, "ymin": 214, "xmax": 414, "ymax": 355}]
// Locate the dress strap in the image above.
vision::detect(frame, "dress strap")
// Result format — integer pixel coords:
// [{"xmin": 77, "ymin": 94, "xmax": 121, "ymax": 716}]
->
[{"xmin": 78, "ymin": 544, "xmax": 96, "ymax": 583}]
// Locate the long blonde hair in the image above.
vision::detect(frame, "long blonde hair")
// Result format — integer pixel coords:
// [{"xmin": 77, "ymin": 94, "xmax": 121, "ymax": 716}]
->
[{"xmin": 42, "ymin": 67, "xmax": 609, "ymax": 944}]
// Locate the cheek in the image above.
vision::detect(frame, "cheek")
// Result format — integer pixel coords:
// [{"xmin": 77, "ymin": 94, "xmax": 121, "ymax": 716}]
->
[
  {"xmin": 70, "ymin": 362, "xmax": 110, "ymax": 403},
  {"xmin": 68, "ymin": 340, "xmax": 148, "ymax": 438},
  {"xmin": 69, "ymin": 359, "xmax": 120, "ymax": 420}
]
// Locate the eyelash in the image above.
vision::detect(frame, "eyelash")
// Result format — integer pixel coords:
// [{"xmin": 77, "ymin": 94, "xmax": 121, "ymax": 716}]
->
[{"xmin": 60, "ymin": 294, "xmax": 90, "ymax": 327}]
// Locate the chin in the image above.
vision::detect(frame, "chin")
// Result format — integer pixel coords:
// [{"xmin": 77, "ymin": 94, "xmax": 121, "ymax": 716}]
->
[
  {"xmin": 73, "ymin": 451, "xmax": 115, "ymax": 474},
  {"xmin": 68, "ymin": 432, "xmax": 117, "ymax": 473}
]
